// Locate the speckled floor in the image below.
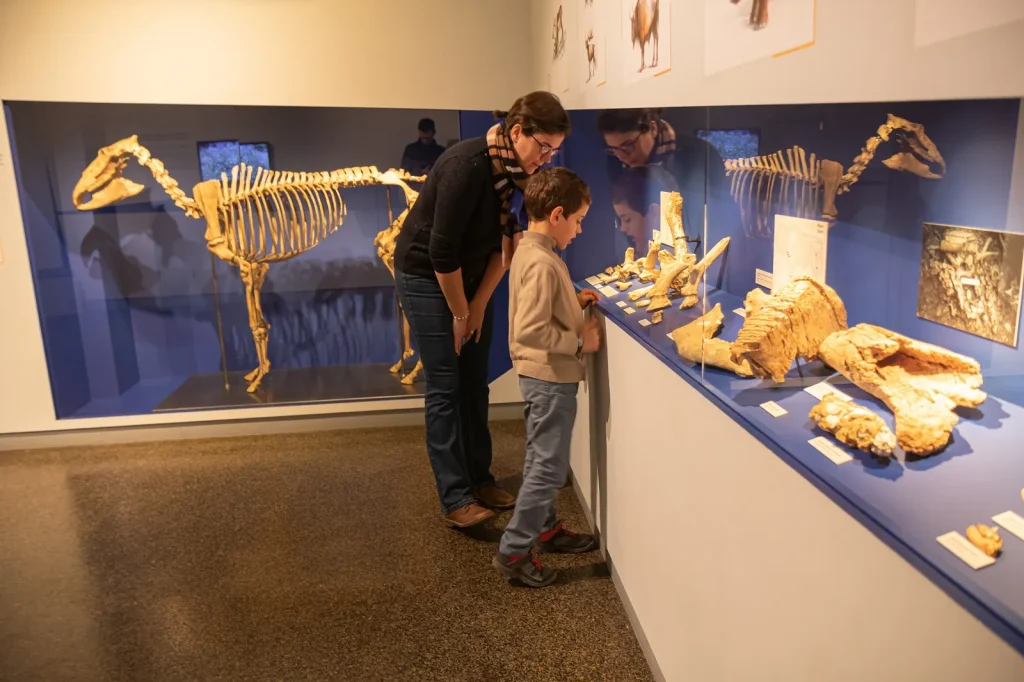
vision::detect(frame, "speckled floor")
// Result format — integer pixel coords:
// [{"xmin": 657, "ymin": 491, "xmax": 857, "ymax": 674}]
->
[{"xmin": 0, "ymin": 420, "xmax": 654, "ymax": 682}]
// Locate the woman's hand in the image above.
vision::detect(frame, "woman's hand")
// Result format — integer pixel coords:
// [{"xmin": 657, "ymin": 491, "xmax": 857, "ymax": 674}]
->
[
  {"xmin": 581, "ymin": 317, "xmax": 602, "ymax": 353},
  {"xmin": 577, "ymin": 290, "xmax": 599, "ymax": 309},
  {"xmin": 466, "ymin": 297, "xmax": 487, "ymax": 343},
  {"xmin": 453, "ymin": 314, "xmax": 470, "ymax": 355}
]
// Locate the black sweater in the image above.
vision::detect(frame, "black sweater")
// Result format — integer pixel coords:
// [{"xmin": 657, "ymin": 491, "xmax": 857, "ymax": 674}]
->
[{"xmin": 393, "ymin": 136, "xmax": 502, "ymax": 283}]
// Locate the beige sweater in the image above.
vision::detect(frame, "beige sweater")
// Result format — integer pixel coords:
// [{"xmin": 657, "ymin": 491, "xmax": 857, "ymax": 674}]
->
[{"xmin": 508, "ymin": 231, "xmax": 585, "ymax": 384}]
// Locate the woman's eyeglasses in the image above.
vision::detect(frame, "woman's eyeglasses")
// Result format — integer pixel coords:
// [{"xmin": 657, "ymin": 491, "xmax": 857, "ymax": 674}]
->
[
  {"xmin": 530, "ymin": 135, "xmax": 560, "ymax": 158},
  {"xmin": 605, "ymin": 132, "xmax": 644, "ymax": 156}
]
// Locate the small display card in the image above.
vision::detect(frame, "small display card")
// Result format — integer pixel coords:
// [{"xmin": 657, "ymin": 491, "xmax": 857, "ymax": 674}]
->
[
  {"xmin": 734, "ymin": 308, "xmax": 746, "ymax": 318},
  {"xmin": 961, "ymin": 277, "xmax": 981, "ymax": 287},
  {"xmin": 616, "ymin": 301, "xmax": 628, "ymax": 308},
  {"xmin": 639, "ymin": 319, "xmax": 651, "ymax": 327},
  {"xmin": 807, "ymin": 436, "xmax": 853, "ymax": 465},
  {"xmin": 599, "ymin": 286, "xmax": 619, "ymax": 297},
  {"xmin": 624, "ymin": 307, "xmax": 636, "ymax": 314},
  {"xmin": 755, "ymin": 268, "xmax": 774, "ymax": 290},
  {"xmin": 937, "ymin": 531, "xmax": 997, "ymax": 570},
  {"xmin": 760, "ymin": 401, "xmax": 788, "ymax": 417},
  {"xmin": 805, "ymin": 382, "xmax": 852, "ymax": 402},
  {"xmin": 992, "ymin": 511, "xmax": 1024, "ymax": 542},
  {"xmin": 585, "ymin": 276, "xmax": 601, "ymax": 286}
]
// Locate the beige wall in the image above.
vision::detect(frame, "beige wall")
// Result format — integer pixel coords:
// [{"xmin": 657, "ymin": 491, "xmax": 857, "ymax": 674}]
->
[
  {"xmin": 0, "ymin": 0, "xmax": 531, "ymax": 110},
  {"xmin": 529, "ymin": 0, "xmax": 1024, "ymax": 109}
]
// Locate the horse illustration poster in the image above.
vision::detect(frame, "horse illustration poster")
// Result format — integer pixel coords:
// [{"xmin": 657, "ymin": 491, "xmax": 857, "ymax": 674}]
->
[
  {"xmin": 704, "ymin": 0, "xmax": 816, "ymax": 76},
  {"xmin": 621, "ymin": 0, "xmax": 671, "ymax": 83},
  {"xmin": 551, "ymin": 4, "xmax": 572, "ymax": 94},
  {"xmin": 579, "ymin": 0, "xmax": 607, "ymax": 89}
]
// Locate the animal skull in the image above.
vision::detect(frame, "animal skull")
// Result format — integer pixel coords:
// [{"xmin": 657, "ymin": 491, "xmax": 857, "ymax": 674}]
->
[
  {"xmin": 72, "ymin": 135, "xmax": 145, "ymax": 211},
  {"xmin": 880, "ymin": 114, "xmax": 946, "ymax": 180}
]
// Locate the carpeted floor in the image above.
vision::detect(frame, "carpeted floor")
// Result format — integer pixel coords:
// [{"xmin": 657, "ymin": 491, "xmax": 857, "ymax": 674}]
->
[{"xmin": 0, "ymin": 420, "xmax": 654, "ymax": 682}]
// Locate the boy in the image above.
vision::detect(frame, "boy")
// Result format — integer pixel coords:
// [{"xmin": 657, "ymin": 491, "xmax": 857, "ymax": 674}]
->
[{"xmin": 493, "ymin": 167, "xmax": 602, "ymax": 588}]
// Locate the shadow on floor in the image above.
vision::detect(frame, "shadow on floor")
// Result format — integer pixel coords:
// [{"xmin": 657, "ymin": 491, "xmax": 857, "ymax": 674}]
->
[{"xmin": 0, "ymin": 420, "xmax": 653, "ymax": 682}]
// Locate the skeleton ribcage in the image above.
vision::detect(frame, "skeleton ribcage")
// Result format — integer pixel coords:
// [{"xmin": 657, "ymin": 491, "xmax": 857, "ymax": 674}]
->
[
  {"xmin": 217, "ymin": 163, "xmax": 379, "ymax": 262},
  {"xmin": 724, "ymin": 147, "xmax": 824, "ymax": 238}
]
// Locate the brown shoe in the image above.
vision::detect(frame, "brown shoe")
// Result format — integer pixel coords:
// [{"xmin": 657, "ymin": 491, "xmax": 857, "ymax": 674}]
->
[
  {"xmin": 473, "ymin": 482, "xmax": 516, "ymax": 510},
  {"xmin": 443, "ymin": 502, "xmax": 495, "ymax": 528}
]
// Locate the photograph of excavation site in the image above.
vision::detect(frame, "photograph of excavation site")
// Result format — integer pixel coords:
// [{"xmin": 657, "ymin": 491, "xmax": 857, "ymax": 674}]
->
[{"xmin": 917, "ymin": 222, "xmax": 1024, "ymax": 347}]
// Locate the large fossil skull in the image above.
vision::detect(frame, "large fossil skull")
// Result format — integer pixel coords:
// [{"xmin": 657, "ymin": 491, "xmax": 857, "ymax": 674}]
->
[
  {"xmin": 880, "ymin": 114, "xmax": 946, "ymax": 180},
  {"xmin": 72, "ymin": 135, "xmax": 145, "ymax": 211}
]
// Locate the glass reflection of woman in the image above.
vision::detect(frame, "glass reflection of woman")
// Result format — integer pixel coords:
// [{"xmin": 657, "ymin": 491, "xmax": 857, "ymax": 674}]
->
[
  {"xmin": 598, "ymin": 108, "xmax": 678, "ymax": 178},
  {"xmin": 393, "ymin": 92, "xmax": 570, "ymax": 529}
]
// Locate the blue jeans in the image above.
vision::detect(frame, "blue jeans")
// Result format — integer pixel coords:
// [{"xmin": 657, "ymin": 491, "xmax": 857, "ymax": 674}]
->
[
  {"xmin": 499, "ymin": 376, "xmax": 579, "ymax": 557},
  {"xmin": 395, "ymin": 269, "xmax": 495, "ymax": 514}
]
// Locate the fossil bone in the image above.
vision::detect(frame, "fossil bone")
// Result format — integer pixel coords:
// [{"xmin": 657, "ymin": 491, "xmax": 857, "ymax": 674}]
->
[
  {"xmin": 730, "ymin": 276, "xmax": 848, "ymax": 383},
  {"xmin": 651, "ymin": 311, "xmax": 663, "ymax": 325},
  {"xmin": 817, "ymin": 324, "xmax": 986, "ymax": 456},
  {"xmin": 671, "ymin": 303, "xmax": 753, "ymax": 376},
  {"xmin": 74, "ymin": 135, "xmax": 424, "ymax": 392},
  {"xmin": 723, "ymin": 114, "xmax": 946, "ymax": 237},
  {"xmin": 966, "ymin": 524, "xmax": 1002, "ymax": 557},
  {"xmin": 809, "ymin": 393, "xmax": 897, "ymax": 458}
]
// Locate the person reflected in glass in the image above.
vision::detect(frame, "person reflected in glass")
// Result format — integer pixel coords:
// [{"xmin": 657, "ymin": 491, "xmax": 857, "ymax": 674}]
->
[
  {"xmin": 400, "ymin": 117, "xmax": 446, "ymax": 175},
  {"xmin": 611, "ymin": 165, "xmax": 680, "ymax": 251},
  {"xmin": 393, "ymin": 92, "xmax": 570, "ymax": 528}
]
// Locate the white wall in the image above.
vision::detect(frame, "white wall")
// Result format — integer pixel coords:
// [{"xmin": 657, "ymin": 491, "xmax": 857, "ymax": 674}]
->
[
  {"xmin": 579, "ymin": 319, "xmax": 1024, "ymax": 681},
  {"xmin": 530, "ymin": 0, "xmax": 1024, "ymax": 110},
  {"xmin": 0, "ymin": 0, "xmax": 530, "ymax": 436}
]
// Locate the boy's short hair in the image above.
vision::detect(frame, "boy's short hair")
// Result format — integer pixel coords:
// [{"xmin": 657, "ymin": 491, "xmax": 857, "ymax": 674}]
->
[
  {"xmin": 610, "ymin": 165, "xmax": 679, "ymax": 216},
  {"xmin": 525, "ymin": 167, "xmax": 591, "ymax": 222}
]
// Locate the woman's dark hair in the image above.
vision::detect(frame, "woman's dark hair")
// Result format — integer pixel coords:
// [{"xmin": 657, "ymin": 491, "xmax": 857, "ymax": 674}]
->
[
  {"xmin": 494, "ymin": 91, "xmax": 571, "ymax": 136},
  {"xmin": 596, "ymin": 108, "xmax": 663, "ymax": 134}
]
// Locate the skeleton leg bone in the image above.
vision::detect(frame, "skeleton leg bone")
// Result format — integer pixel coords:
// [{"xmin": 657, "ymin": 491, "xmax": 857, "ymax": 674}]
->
[{"xmin": 240, "ymin": 260, "xmax": 272, "ymax": 392}]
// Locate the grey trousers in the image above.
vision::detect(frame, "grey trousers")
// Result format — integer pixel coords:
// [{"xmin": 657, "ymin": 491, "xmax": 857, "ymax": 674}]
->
[{"xmin": 499, "ymin": 375, "xmax": 579, "ymax": 557}]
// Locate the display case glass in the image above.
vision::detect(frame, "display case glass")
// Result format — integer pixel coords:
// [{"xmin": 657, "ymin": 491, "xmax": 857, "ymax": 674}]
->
[
  {"xmin": 566, "ymin": 99, "xmax": 1024, "ymax": 654},
  {"xmin": 5, "ymin": 101, "xmax": 468, "ymax": 418}
]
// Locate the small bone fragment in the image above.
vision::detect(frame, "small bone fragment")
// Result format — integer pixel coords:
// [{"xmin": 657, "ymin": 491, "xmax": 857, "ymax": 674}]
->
[
  {"xmin": 616, "ymin": 281, "xmax": 631, "ymax": 291},
  {"xmin": 809, "ymin": 394, "xmax": 896, "ymax": 458},
  {"xmin": 671, "ymin": 303, "xmax": 753, "ymax": 377},
  {"xmin": 637, "ymin": 299, "xmax": 651, "ymax": 308},
  {"xmin": 817, "ymin": 324, "xmax": 986, "ymax": 456},
  {"xmin": 730, "ymin": 276, "xmax": 848, "ymax": 383},
  {"xmin": 629, "ymin": 284, "xmax": 655, "ymax": 302},
  {"xmin": 651, "ymin": 311, "xmax": 663, "ymax": 325},
  {"xmin": 966, "ymin": 524, "xmax": 1002, "ymax": 557}
]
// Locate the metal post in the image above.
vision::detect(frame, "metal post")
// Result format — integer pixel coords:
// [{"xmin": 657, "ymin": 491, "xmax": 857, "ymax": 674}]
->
[{"xmin": 210, "ymin": 253, "xmax": 229, "ymax": 390}]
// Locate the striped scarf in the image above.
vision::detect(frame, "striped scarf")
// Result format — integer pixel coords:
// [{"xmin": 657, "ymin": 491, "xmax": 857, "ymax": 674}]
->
[
  {"xmin": 648, "ymin": 119, "xmax": 677, "ymax": 166},
  {"xmin": 486, "ymin": 121, "xmax": 530, "ymax": 236}
]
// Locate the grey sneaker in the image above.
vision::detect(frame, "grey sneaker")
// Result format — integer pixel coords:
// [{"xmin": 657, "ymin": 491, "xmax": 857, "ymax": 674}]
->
[
  {"xmin": 492, "ymin": 552, "xmax": 557, "ymax": 588},
  {"xmin": 536, "ymin": 522, "xmax": 597, "ymax": 554}
]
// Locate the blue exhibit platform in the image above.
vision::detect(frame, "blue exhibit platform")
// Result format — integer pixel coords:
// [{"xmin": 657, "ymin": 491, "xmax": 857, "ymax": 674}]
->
[{"xmin": 577, "ymin": 276, "xmax": 1024, "ymax": 656}]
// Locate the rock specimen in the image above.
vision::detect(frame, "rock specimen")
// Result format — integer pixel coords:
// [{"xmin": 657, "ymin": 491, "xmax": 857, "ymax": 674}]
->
[
  {"xmin": 671, "ymin": 303, "xmax": 754, "ymax": 377},
  {"xmin": 809, "ymin": 394, "xmax": 897, "ymax": 458},
  {"xmin": 730, "ymin": 276, "xmax": 848, "ymax": 383},
  {"xmin": 817, "ymin": 324, "xmax": 986, "ymax": 456},
  {"xmin": 966, "ymin": 524, "xmax": 1002, "ymax": 557}
]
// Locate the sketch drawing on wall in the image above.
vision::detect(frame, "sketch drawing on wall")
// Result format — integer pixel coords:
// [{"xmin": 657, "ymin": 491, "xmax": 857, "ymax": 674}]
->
[
  {"xmin": 917, "ymin": 222, "xmax": 1024, "ymax": 348},
  {"xmin": 580, "ymin": 0, "xmax": 607, "ymax": 87},
  {"xmin": 705, "ymin": 0, "xmax": 815, "ymax": 76},
  {"xmin": 622, "ymin": 0, "xmax": 670, "ymax": 82},
  {"xmin": 553, "ymin": 5, "xmax": 567, "ymax": 59},
  {"xmin": 72, "ymin": 135, "xmax": 424, "ymax": 393}
]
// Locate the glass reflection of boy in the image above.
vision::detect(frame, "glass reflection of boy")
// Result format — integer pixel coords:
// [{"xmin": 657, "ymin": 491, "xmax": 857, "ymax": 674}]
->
[{"xmin": 610, "ymin": 165, "xmax": 680, "ymax": 251}]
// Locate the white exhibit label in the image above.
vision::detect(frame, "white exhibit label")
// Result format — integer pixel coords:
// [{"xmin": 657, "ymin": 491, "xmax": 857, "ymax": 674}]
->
[
  {"xmin": 755, "ymin": 268, "xmax": 774, "ymax": 290},
  {"xmin": 805, "ymin": 382, "xmax": 852, "ymax": 402},
  {"xmin": 585, "ymin": 275, "xmax": 601, "ymax": 286},
  {"xmin": 616, "ymin": 301, "xmax": 628, "ymax": 308},
  {"xmin": 624, "ymin": 307, "xmax": 636, "ymax": 314},
  {"xmin": 639, "ymin": 319, "xmax": 651, "ymax": 327},
  {"xmin": 733, "ymin": 308, "xmax": 746, "ymax": 317},
  {"xmin": 992, "ymin": 511, "xmax": 1024, "ymax": 543},
  {"xmin": 961, "ymin": 277, "xmax": 981, "ymax": 287},
  {"xmin": 760, "ymin": 401, "xmax": 788, "ymax": 418},
  {"xmin": 773, "ymin": 215, "xmax": 828, "ymax": 293},
  {"xmin": 808, "ymin": 437, "xmax": 853, "ymax": 465},
  {"xmin": 937, "ymin": 531, "xmax": 997, "ymax": 570},
  {"xmin": 600, "ymin": 286, "xmax": 619, "ymax": 297}
]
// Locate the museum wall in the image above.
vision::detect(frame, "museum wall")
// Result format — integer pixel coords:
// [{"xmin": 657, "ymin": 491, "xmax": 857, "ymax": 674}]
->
[
  {"xmin": 0, "ymin": 0, "xmax": 533, "ymax": 110},
  {"xmin": 529, "ymin": 0, "xmax": 1024, "ymax": 110}
]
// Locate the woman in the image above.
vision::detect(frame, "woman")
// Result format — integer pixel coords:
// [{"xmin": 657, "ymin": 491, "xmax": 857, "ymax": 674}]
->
[{"xmin": 393, "ymin": 92, "xmax": 571, "ymax": 528}]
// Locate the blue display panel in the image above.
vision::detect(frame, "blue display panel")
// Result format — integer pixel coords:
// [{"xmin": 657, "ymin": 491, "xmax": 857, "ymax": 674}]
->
[
  {"xmin": 564, "ymin": 100, "xmax": 1024, "ymax": 654},
  {"xmin": 6, "ymin": 101, "xmax": 465, "ymax": 418}
]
